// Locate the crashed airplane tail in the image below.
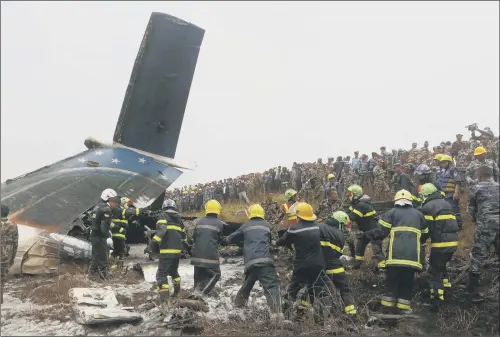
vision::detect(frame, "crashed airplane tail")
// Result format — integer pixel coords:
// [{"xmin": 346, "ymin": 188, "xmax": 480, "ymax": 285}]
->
[{"xmin": 1, "ymin": 12, "xmax": 205, "ymax": 275}]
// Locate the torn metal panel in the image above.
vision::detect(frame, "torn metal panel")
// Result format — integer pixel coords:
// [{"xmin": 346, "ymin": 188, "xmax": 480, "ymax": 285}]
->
[{"xmin": 69, "ymin": 288, "xmax": 142, "ymax": 325}]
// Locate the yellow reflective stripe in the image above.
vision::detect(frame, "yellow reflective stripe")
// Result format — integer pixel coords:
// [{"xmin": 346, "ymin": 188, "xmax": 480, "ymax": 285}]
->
[
  {"xmin": 349, "ymin": 206, "xmax": 363, "ymax": 217},
  {"xmin": 122, "ymin": 209, "xmax": 126, "ymax": 218},
  {"xmin": 391, "ymin": 226, "xmax": 421, "ymax": 234},
  {"xmin": 283, "ymin": 203, "xmax": 289, "ymax": 212},
  {"xmin": 431, "ymin": 241, "xmax": 458, "ymax": 248},
  {"xmin": 167, "ymin": 225, "xmax": 185, "ymax": 232},
  {"xmin": 173, "ymin": 277, "xmax": 181, "ymax": 283},
  {"xmin": 110, "ymin": 223, "xmax": 115, "ymax": 229},
  {"xmin": 378, "ymin": 261, "xmax": 386, "ymax": 268},
  {"xmin": 160, "ymin": 249, "xmax": 182, "ymax": 254},
  {"xmin": 378, "ymin": 219, "xmax": 392, "ymax": 228},
  {"xmin": 364, "ymin": 210, "xmax": 376, "ymax": 217},
  {"xmin": 291, "ymin": 244, "xmax": 295, "ymax": 251},
  {"xmin": 386, "ymin": 259, "xmax": 422, "ymax": 269},
  {"xmin": 153, "ymin": 235, "xmax": 161, "ymax": 242},
  {"xmin": 300, "ymin": 300, "xmax": 312, "ymax": 308},
  {"xmin": 355, "ymin": 255, "xmax": 364, "ymax": 261},
  {"xmin": 119, "ymin": 227, "xmax": 124, "ymax": 233},
  {"xmin": 157, "ymin": 219, "xmax": 168, "ymax": 224},
  {"xmin": 440, "ymin": 191, "xmax": 446, "ymax": 196},
  {"xmin": 326, "ymin": 267, "xmax": 345, "ymax": 274},
  {"xmin": 396, "ymin": 303, "xmax": 411, "ymax": 310},
  {"xmin": 381, "ymin": 300, "xmax": 395, "ymax": 307},
  {"xmin": 438, "ymin": 289, "xmax": 444, "ymax": 295},
  {"xmin": 320, "ymin": 241, "xmax": 342, "ymax": 253},
  {"xmin": 112, "ymin": 233, "xmax": 126, "ymax": 238},
  {"xmin": 422, "ymin": 228, "xmax": 429, "ymax": 234},
  {"xmin": 345, "ymin": 305, "xmax": 356, "ymax": 314},
  {"xmin": 435, "ymin": 214, "xmax": 456, "ymax": 221},
  {"xmin": 424, "ymin": 215, "xmax": 434, "ymax": 220},
  {"xmin": 136, "ymin": 208, "xmax": 140, "ymax": 216},
  {"xmin": 112, "ymin": 219, "xmax": 127, "ymax": 223}
]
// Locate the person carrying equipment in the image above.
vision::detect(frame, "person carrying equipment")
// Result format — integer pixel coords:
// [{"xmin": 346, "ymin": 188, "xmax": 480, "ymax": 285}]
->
[
  {"xmin": 222, "ymin": 204, "xmax": 281, "ymax": 315},
  {"xmin": 318, "ymin": 211, "xmax": 357, "ymax": 316},
  {"xmin": 368, "ymin": 190, "xmax": 428, "ymax": 314},
  {"xmin": 419, "ymin": 183, "xmax": 459, "ymax": 312},
  {"xmin": 190, "ymin": 200, "xmax": 226, "ymax": 296},
  {"xmin": 148, "ymin": 199, "xmax": 186, "ymax": 302},
  {"xmin": 346, "ymin": 185, "xmax": 385, "ymax": 270}
]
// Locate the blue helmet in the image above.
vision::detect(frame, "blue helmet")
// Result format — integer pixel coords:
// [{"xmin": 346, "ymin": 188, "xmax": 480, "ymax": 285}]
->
[{"xmin": 415, "ymin": 164, "xmax": 431, "ymax": 175}]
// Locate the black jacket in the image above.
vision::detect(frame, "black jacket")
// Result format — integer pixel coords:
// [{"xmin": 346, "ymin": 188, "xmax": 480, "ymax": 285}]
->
[
  {"xmin": 110, "ymin": 206, "xmax": 142, "ymax": 239},
  {"xmin": 153, "ymin": 210, "xmax": 186, "ymax": 258},
  {"xmin": 348, "ymin": 199, "xmax": 379, "ymax": 232},
  {"xmin": 376, "ymin": 205, "xmax": 428, "ymax": 270},
  {"xmin": 420, "ymin": 191, "xmax": 459, "ymax": 253},
  {"xmin": 90, "ymin": 201, "xmax": 113, "ymax": 239},
  {"xmin": 226, "ymin": 218, "xmax": 274, "ymax": 272},
  {"xmin": 191, "ymin": 215, "xmax": 225, "ymax": 267},
  {"xmin": 319, "ymin": 221, "xmax": 345, "ymax": 272},
  {"xmin": 276, "ymin": 219, "xmax": 325, "ymax": 270}
]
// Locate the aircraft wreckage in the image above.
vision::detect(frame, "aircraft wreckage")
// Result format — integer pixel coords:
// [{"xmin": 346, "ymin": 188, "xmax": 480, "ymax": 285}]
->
[{"xmin": 1, "ymin": 12, "xmax": 207, "ymax": 275}]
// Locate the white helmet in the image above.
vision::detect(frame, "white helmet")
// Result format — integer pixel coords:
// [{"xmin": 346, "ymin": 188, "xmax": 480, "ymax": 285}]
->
[
  {"xmin": 162, "ymin": 199, "xmax": 176, "ymax": 210},
  {"xmin": 101, "ymin": 188, "xmax": 117, "ymax": 201}
]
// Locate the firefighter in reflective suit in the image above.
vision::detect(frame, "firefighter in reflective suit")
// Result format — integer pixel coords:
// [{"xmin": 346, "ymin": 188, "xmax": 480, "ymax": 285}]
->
[
  {"xmin": 369, "ymin": 190, "xmax": 428, "ymax": 314},
  {"xmin": 149, "ymin": 199, "xmax": 186, "ymax": 303}
]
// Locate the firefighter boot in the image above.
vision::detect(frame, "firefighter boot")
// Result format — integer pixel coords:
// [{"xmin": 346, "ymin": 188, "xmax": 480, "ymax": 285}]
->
[
  {"xmin": 467, "ymin": 273, "xmax": 485, "ymax": 304},
  {"xmin": 172, "ymin": 277, "xmax": 181, "ymax": 298},
  {"xmin": 158, "ymin": 284, "xmax": 170, "ymax": 303}
]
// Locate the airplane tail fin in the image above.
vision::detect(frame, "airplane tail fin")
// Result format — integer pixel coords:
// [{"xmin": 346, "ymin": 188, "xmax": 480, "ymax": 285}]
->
[{"xmin": 113, "ymin": 12, "xmax": 205, "ymax": 159}]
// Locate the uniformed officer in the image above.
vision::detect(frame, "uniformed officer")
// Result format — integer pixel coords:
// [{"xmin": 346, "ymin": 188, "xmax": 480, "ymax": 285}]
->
[{"xmin": 190, "ymin": 200, "xmax": 226, "ymax": 296}]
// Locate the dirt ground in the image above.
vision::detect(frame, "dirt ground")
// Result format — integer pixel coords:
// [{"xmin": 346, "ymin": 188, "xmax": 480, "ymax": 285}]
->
[{"xmin": 1, "ymin": 194, "xmax": 498, "ymax": 336}]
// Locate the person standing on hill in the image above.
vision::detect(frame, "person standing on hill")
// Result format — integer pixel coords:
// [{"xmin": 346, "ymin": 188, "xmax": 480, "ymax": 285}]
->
[
  {"xmin": 435, "ymin": 155, "xmax": 463, "ymax": 230},
  {"xmin": 466, "ymin": 166, "xmax": 500, "ymax": 303},
  {"xmin": 466, "ymin": 146, "xmax": 499, "ymax": 185}
]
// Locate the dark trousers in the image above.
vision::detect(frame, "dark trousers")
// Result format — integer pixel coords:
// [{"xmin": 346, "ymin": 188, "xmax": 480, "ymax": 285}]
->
[
  {"xmin": 355, "ymin": 235, "xmax": 385, "ymax": 266},
  {"xmin": 445, "ymin": 197, "xmax": 463, "ymax": 230},
  {"xmin": 90, "ymin": 237, "xmax": 109, "ymax": 279},
  {"xmin": 429, "ymin": 250, "xmax": 454, "ymax": 301},
  {"xmin": 322, "ymin": 267, "xmax": 356, "ymax": 314},
  {"xmin": 194, "ymin": 265, "xmax": 221, "ymax": 295},
  {"xmin": 381, "ymin": 266, "xmax": 415, "ymax": 312},
  {"xmin": 156, "ymin": 257, "xmax": 181, "ymax": 300},
  {"xmin": 112, "ymin": 237, "xmax": 126, "ymax": 259},
  {"xmin": 285, "ymin": 266, "xmax": 324, "ymax": 307},
  {"xmin": 235, "ymin": 264, "xmax": 281, "ymax": 313}
]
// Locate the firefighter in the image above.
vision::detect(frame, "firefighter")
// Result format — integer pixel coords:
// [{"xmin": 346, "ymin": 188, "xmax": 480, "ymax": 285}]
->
[
  {"xmin": 319, "ymin": 210, "xmax": 357, "ymax": 316},
  {"xmin": 148, "ymin": 199, "xmax": 186, "ymax": 302},
  {"xmin": 346, "ymin": 185, "xmax": 385, "ymax": 270},
  {"xmin": 278, "ymin": 189, "xmax": 299, "ymax": 236},
  {"xmin": 90, "ymin": 188, "xmax": 121, "ymax": 279},
  {"xmin": 419, "ymin": 183, "xmax": 459, "ymax": 312},
  {"xmin": 222, "ymin": 204, "xmax": 281, "ymax": 315},
  {"xmin": 190, "ymin": 200, "xmax": 225, "ymax": 296},
  {"xmin": 109, "ymin": 197, "xmax": 143, "ymax": 261},
  {"xmin": 275, "ymin": 202, "xmax": 325, "ymax": 317},
  {"xmin": 436, "ymin": 155, "xmax": 463, "ymax": 230},
  {"xmin": 370, "ymin": 190, "xmax": 428, "ymax": 314},
  {"xmin": 324, "ymin": 173, "xmax": 338, "ymax": 200}
]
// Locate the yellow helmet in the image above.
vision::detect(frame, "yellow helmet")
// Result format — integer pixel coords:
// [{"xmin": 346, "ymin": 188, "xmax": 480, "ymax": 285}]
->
[
  {"xmin": 394, "ymin": 189, "xmax": 413, "ymax": 201},
  {"xmin": 440, "ymin": 154, "xmax": 452, "ymax": 162},
  {"xmin": 434, "ymin": 154, "xmax": 443, "ymax": 161},
  {"xmin": 420, "ymin": 183, "xmax": 437, "ymax": 198},
  {"xmin": 327, "ymin": 173, "xmax": 335, "ymax": 180},
  {"xmin": 473, "ymin": 146, "xmax": 487, "ymax": 156},
  {"xmin": 294, "ymin": 202, "xmax": 317, "ymax": 221},
  {"xmin": 284, "ymin": 189, "xmax": 298, "ymax": 201},
  {"xmin": 247, "ymin": 204, "xmax": 265, "ymax": 219},
  {"xmin": 205, "ymin": 199, "xmax": 222, "ymax": 215}
]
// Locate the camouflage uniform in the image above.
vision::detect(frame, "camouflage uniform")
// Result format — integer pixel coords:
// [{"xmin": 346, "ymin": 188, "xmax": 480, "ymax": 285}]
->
[
  {"xmin": 455, "ymin": 148, "xmax": 472, "ymax": 169},
  {"xmin": 1, "ymin": 215, "xmax": 18, "ymax": 304},
  {"xmin": 420, "ymin": 147, "xmax": 431, "ymax": 165},
  {"xmin": 466, "ymin": 159, "xmax": 499, "ymax": 184},
  {"xmin": 315, "ymin": 200, "xmax": 355, "ymax": 258},
  {"xmin": 468, "ymin": 179, "xmax": 500, "ymax": 275},
  {"xmin": 486, "ymin": 139, "xmax": 499, "ymax": 165},
  {"xmin": 408, "ymin": 147, "xmax": 420, "ymax": 166},
  {"xmin": 373, "ymin": 164, "xmax": 389, "ymax": 200},
  {"xmin": 341, "ymin": 167, "xmax": 357, "ymax": 204}
]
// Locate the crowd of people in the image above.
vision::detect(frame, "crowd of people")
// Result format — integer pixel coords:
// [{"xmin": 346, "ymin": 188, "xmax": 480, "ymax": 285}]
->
[{"xmin": 167, "ymin": 124, "xmax": 499, "ymax": 211}]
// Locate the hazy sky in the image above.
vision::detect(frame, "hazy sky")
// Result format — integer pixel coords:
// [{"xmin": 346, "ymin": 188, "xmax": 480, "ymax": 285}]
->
[{"xmin": 1, "ymin": 1, "xmax": 499, "ymax": 188}]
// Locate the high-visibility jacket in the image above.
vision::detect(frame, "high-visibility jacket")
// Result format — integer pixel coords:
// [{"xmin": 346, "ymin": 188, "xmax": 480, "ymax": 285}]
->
[
  {"xmin": 281, "ymin": 201, "xmax": 298, "ymax": 229},
  {"xmin": 110, "ymin": 206, "xmax": 141, "ymax": 239},
  {"xmin": 153, "ymin": 211, "xmax": 186, "ymax": 258}
]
